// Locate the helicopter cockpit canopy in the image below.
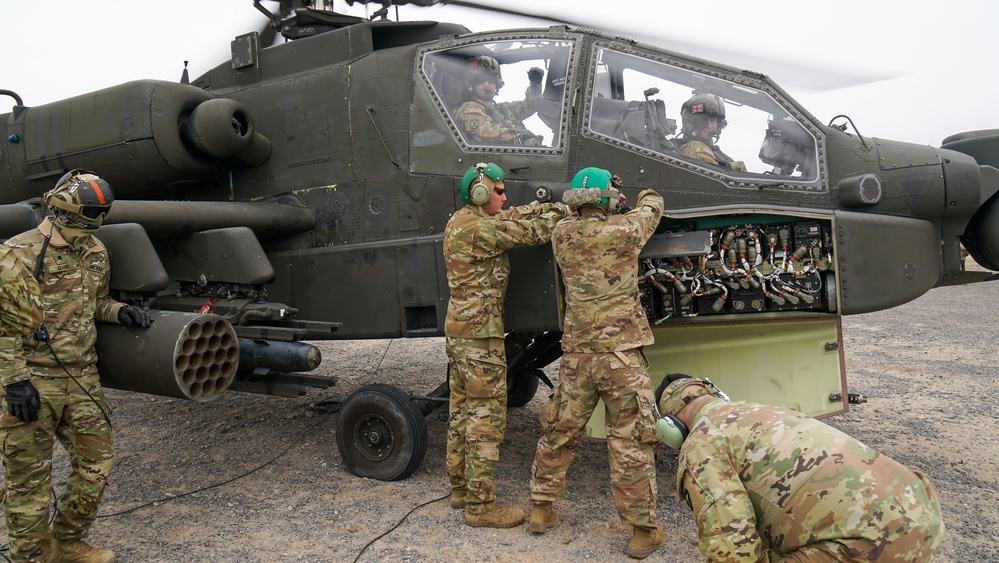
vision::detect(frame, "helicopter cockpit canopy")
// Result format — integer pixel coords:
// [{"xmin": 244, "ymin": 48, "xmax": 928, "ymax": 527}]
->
[
  {"xmin": 587, "ymin": 46, "xmax": 820, "ymax": 180},
  {"xmin": 421, "ymin": 39, "xmax": 573, "ymax": 149}
]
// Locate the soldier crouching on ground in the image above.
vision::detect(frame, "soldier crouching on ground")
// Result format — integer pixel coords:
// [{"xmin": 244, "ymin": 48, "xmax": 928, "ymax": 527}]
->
[
  {"xmin": 655, "ymin": 373, "xmax": 945, "ymax": 562},
  {"xmin": 527, "ymin": 168, "xmax": 666, "ymax": 559},
  {"xmin": 1, "ymin": 170, "xmax": 153, "ymax": 563},
  {"xmin": 444, "ymin": 162, "xmax": 569, "ymax": 528}
]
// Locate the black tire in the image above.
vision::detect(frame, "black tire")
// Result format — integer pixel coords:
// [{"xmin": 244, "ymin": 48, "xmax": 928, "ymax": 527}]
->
[
  {"xmin": 507, "ymin": 368, "xmax": 541, "ymax": 408},
  {"xmin": 336, "ymin": 384, "xmax": 428, "ymax": 481}
]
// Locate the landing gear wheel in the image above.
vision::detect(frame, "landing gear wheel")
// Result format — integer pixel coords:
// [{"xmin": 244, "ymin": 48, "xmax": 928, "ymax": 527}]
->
[
  {"xmin": 336, "ymin": 384, "xmax": 428, "ymax": 481},
  {"xmin": 507, "ymin": 368, "xmax": 541, "ymax": 408}
]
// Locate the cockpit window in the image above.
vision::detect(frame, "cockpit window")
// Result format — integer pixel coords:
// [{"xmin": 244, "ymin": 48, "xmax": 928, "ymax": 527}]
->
[
  {"xmin": 422, "ymin": 40, "xmax": 573, "ymax": 149},
  {"xmin": 588, "ymin": 47, "xmax": 819, "ymax": 180}
]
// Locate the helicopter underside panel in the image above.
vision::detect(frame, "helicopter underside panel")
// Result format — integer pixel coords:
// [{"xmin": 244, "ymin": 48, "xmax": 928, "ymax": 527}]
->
[{"xmin": 584, "ymin": 316, "xmax": 846, "ymax": 439}]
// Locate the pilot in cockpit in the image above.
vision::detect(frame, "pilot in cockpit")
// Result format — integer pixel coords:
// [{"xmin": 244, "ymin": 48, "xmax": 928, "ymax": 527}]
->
[
  {"xmin": 676, "ymin": 92, "xmax": 747, "ymax": 172},
  {"xmin": 453, "ymin": 55, "xmax": 545, "ymax": 147}
]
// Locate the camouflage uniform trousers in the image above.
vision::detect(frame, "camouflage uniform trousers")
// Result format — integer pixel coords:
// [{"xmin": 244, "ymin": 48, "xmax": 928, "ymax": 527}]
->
[
  {"xmin": 445, "ymin": 336, "xmax": 508, "ymax": 514},
  {"xmin": 530, "ymin": 349, "xmax": 658, "ymax": 528},
  {"xmin": 772, "ymin": 470, "xmax": 943, "ymax": 563},
  {"xmin": 0, "ymin": 367, "xmax": 113, "ymax": 563}
]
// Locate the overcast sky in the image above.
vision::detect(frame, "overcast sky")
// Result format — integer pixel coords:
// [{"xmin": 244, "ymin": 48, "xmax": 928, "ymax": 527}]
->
[{"xmin": 2, "ymin": 0, "xmax": 996, "ymax": 147}]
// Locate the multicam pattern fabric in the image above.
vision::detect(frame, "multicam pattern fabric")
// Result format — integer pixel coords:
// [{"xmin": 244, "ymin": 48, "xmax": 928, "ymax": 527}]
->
[
  {"xmin": 0, "ymin": 218, "xmax": 123, "ymax": 562},
  {"xmin": 553, "ymin": 192, "xmax": 664, "ymax": 353},
  {"xmin": 0, "ymin": 246, "xmax": 43, "ymax": 384},
  {"xmin": 3, "ymin": 219, "xmax": 125, "ymax": 380},
  {"xmin": 530, "ymin": 350, "xmax": 659, "ymax": 527},
  {"xmin": 453, "ymin": 92, "xmax": 540, "ymax": 146},
  {"xmin": 561, "ymin": 187, "xmax": 609, "ymax": 210},
  {"xmin": 444, "ymin": 200, "xmax": 564, "ymax": 512},
  {"xmin": 530, "ymin": 191, "xmax": 665, "ymax": 529},
  {"xmin": 445, "ymin": 336, "xmax": 507, "ymax": 513},
  {"xmin": 443, "ymin": 201, "xmax": 565, "ymax": 339},
  {"xmin": 0, "ymin": 372, "xmax": 113, "ymax": 562},
  {"xmin": 676, "ymin": 398, "xmax": 945, "ymax": 562},
  {"xmin": 679, "ymin": 140, "xmax": 747, "ymax": 172}
]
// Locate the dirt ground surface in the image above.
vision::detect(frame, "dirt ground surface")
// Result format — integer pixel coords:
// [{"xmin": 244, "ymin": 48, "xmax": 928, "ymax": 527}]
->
[{"xmin": 2, "ymin": 275, "xmax": 997, "ymax": 562}]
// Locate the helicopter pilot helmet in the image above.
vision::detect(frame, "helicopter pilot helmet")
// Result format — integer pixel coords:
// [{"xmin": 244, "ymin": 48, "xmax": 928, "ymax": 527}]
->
[
  {"xmin": 681, "ymin": 92, "xmax": 728, "ymax": 140},
  {"xmin": 465, "ymin": 55, "xmax": 505, "ymax": 93},
  {"xmin": 44, "ymin": 169, "xmax": 115, "ymax": 230},
  {"xmin": 460, "ymin": 162, "xmax": 505, "ymax": 206}
]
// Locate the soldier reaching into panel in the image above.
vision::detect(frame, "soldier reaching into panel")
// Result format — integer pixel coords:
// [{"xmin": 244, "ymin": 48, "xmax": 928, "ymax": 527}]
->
[
  {"xmin": 676, "ymin": 92, "xmax": 747, "ymax": 172},
  {"xmin": 453, "ymin": 55, "xmax": 546, "ymax": 147},
  {"xmin": 527, "ymin": 168, "xmax": 666, "ymax": 559},
  {"xmin": 444, "ymin": 162, "xmax": 569, "ymax": 528},
  {"xmin": 654, "ymin": 373, "xmax": 945, "ymax": 562},
  {"xmin": 1, "ymin": 170, "xmax": 153, "ymax": 563}
]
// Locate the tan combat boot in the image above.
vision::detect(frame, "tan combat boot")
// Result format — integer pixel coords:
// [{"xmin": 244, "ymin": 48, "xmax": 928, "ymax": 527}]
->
[
  {"xmin": 627, "ymin": 526, "xmax": 665, "ymax": 559},
  {"xmin": 527, "ymin": 501, "xmax": 558, "ymax": 534},
  {"xmin": 450, "ymin": 488, "xmax": 467, "ymax": 509},
  {"xmin": 52, "ymin": 539, "xmax": 116, "ymax": 563},
  {"xmin": 464, "ymin": 503, "xmax": 525, "ymax": 528}
]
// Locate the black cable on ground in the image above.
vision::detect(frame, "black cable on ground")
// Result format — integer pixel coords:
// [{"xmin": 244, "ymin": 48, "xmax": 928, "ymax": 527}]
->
[
  {"xmin": 351, "ymin": 493, "xmax": 449, "ymax": 563},
  {"xmin": 100, "ymin": 400, "xmax": 338, "ymax": 518}
]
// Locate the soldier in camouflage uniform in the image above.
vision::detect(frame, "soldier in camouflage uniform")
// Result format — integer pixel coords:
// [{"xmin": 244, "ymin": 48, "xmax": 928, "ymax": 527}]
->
[
  {"xmin": 1, "ymin": 170, "xmax": 153, "ymax": 563},
  {"xmin": 528, "ymin": 168, "xmax": 666, "ymax": 559},
  {"xmin": 453, "ymin": 55, "xmax": 545, "ymax": 147},
  {"xmin": 444, "ymin": 162, "xmax": 568, "ymax": 528},
  {"xmin": 676, "ymin": 92, "xmax": 747, "ymax": 172},
  {"xmin": 654, "ymin": 374, "xmax": 945, "ymax": 562}
]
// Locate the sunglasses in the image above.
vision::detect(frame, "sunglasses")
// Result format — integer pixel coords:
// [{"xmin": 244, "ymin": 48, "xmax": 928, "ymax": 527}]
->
[{"xmin": 493, "ymin": 186, "xmax": 505, "ymax": 195}]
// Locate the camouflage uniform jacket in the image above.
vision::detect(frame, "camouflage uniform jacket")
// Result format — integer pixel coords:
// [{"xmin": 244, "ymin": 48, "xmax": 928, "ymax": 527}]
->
[
  {"xmin": 444, "ymin": 201, "xmax": 562, "ymax": 339},
  {"xmin": 554, "ymin": 193, "xmax": 664, "ymax": 353},
  {"xmin": 2, "ymin": 218, "xmax": 126, "ymax": 384},
  {"xmin": 454, "ymin": 90, "xmax": 540, "ymax": 146},
  {"xmin": 675, "ymin": 397, "xmax": 942, "ymax": 561},
  {"xmin": 680, "ymin": 139, "xmax": 746, "ymax": 171},
  {"xmin": 0, "ymin": 246, "xmax": 44, "ymax": 386}
]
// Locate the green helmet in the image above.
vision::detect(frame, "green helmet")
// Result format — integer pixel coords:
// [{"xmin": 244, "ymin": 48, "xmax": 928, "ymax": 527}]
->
[
  {"xmin": 681, "ymin": 92, "xmax": 727, "ymax": 139},
  {"xmin": 563, "ymin": 167, "xmax": 616, "ymax": 210},
  {"xmin": 465, "ymin": 55, "xmax": 504, "ymax": 91},
  {"xmin": 460, "ymin": 162, "xmax": 505, "ymax": 205}
]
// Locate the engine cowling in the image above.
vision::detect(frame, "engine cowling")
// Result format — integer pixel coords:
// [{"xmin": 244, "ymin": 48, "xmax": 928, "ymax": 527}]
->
[{"xmin": 0, "ymin": 80, "xmax": 270, "ymax": 202}]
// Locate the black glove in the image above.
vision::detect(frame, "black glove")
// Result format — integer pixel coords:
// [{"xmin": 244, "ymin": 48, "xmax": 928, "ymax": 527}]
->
[
  {"xmin": 118, "ymin": 306, "xmax": 154, "ymax": 328},
  {"xmin": 5, "ymin": 380, "xmax": 40, "ymax": 423},
  {"xmin": 527, "ymin": 67, "xmax": 544, "ymax": 87}
]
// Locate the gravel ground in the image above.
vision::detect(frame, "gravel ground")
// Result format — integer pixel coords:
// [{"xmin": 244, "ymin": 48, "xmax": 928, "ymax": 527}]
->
[{"xmin": 2, "ymin": 277, "xmax": 997, "ymax": 562}]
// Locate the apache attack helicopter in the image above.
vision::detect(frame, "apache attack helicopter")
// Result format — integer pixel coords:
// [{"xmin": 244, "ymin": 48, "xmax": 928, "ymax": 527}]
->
[{"xmin": 1, "ymin": 0, "xmax": 997, "ymax": 481}]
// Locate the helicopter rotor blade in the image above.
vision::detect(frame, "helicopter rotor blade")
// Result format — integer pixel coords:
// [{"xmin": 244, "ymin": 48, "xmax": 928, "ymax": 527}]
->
[{"xmin": 431, "ymin": 0, "xmax": 899, "ymax": 91}]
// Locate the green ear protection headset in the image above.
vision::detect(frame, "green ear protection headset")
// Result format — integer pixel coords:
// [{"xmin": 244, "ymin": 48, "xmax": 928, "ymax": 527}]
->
[
  {"xmin": 653, "ymin": 373, "xmax": 730, "ymax": 449},
  {"xmin": 460, "ymin": 162, "xmax": 505, "ymax": 206}
]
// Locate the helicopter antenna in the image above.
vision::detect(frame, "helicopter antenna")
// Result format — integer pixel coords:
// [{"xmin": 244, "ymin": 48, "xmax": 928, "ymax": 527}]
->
[{"xmin": 829, "ymin": 115, "xmax": 869, "ymax": 149}]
